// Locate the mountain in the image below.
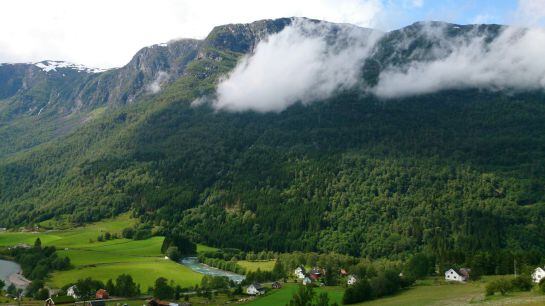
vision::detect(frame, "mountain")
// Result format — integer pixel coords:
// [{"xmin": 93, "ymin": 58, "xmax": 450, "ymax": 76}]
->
[{"xmin": 0, "ymin": 18, "xmax": 544, "ymax": 261}]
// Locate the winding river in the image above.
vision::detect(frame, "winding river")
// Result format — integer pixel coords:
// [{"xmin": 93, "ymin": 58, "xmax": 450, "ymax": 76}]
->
[{"xmin": 181, "ymin": 257, "xmax": 245, "ymax": 284}]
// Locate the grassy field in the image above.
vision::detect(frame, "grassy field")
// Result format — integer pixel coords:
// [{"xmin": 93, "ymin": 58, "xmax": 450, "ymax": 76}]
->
[
  {"xmin": 246, "ymin": 283, "xmax": 344, "ymax": 306},
  {"xmin": 245, "ymin": 278, "xmax": 545, "ymax": 306},
  {"xmin": 0, "ymin": 214, "xmax": 204, "ymax": 290},
  {"xmin": 237, "ymin": 260, "xmax": 276, "ymax": 272}
]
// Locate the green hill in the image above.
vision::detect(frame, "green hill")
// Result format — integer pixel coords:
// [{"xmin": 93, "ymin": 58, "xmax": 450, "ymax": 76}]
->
[{"xmin": 0, "ymin": 18, "xmax": 544, "ymax": 263}]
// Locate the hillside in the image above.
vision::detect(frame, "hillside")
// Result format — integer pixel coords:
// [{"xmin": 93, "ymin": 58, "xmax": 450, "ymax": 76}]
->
[{"xmin": 0, "ymin": 18, "xmax": 544, "ymax": 262}]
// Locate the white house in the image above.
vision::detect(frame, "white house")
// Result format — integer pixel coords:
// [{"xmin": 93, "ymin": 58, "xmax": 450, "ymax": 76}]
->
[
  {"xmin": 347, "ymin": 275, "xmax": 357, "ymax": 286},
  {"xmin": 294, "ymin": 266, "xmax": 306, "ymax": 279},
  {"xmin": 302, "ymin": 276, "xmax": 312, "ymax": 286},
  {"xmin": 532, "ymin": 267, "xmax": 545, "ymax": 283},
  {"xmin": 246, "ymin": 283, "xmax": 265, "ymax": 295},
  {"xmin": 67, "ymin": 285, "xmax": 79, "ymax": 299},
  {"xmin": 444, "ymin": 268, "xmax": 468, "ymax": 282}
]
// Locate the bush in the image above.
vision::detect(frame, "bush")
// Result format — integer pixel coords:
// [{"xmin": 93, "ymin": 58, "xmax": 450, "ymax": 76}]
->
[
  {"xmin": 166, "ymin": 246, "xmax": 181, "ymax": 262},
  {"xmin": 486, "ymin": 278, "xmax": 513, "ymax": 296},
  {"xmin": 511, "ymin": 275, "xmax": 532, "ymax": 291},
  {"xmin": 540, "ymin": 278, "xmax": 545, "ymax": 294},
  {"xmin": 122, "ymin": 227, "xmax": 135, "ymax": 239},
  {"xmin": 343, "ymin": 279, "xmax": 373, "ymax": 304}
]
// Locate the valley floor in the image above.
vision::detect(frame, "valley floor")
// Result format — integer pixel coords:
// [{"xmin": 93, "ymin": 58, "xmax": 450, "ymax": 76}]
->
[{"xmin": 0, "ymin": 216, "xmax": 544, "ymax": 306}]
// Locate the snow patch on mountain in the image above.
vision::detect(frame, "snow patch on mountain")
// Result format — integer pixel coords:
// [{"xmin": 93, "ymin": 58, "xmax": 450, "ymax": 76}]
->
[{"xmin": 34, "ymin": 60, "xmax": 107, "ymax": 73}]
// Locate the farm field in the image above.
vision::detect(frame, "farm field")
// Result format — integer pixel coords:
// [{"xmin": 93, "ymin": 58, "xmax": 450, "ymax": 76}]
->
[
  {"xmin": 237, "ymin": 260, "xmax": 276, "ymax": 272},
  {"xmin": 0, "ymin": 214, "xmax": 205, "ymax": 290}
]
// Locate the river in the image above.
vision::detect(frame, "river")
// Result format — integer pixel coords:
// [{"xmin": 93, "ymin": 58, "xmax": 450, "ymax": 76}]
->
[
  {"xmin": 181, "ymin": 257, "xmax": 246, "ymax": 284},
  {"xmin": 0, "ymin": 259, "xmax": 29, "ymax": 289}
]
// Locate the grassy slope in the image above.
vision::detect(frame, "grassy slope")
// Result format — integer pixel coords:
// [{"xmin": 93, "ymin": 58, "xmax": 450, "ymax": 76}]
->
[{"xmin": 0, "ymin": 214, "xmax": 203, "ymax": 289}]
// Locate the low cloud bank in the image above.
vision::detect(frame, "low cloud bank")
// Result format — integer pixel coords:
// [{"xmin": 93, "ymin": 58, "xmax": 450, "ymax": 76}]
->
[
  {"xmin": 213, "ymin": 19, "xmax": 545, "ymax": 112},
  {"xmin": 213, "ymin": 19, "xmax": 382, "ymax": 112},
  {"xmin": 373, "ymin": 26, "xmax": 545, "ymax": 98}
]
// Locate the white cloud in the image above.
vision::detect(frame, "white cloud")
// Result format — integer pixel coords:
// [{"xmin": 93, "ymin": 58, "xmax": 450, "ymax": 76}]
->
[
  {"xmin": 213, "ymin": 19, "xmax": 382, "ymax": 112},
  {"xmin": 514, "ymin": 0, "xmax": 545, "ymax": 26},
  {"xmin": 373, "ymin": 26, "xmax": 545, "ymax": 98},
  {"xmin": 0, "ymin": 0, "xmax": 383, "ymax": 68},
  {"xmin": 146, "ymin": 71, "xmax": 170, "ymax": 94},
  {"xmin": 411, "ymin": 0, "xmax": 424, "ymax": 8}
]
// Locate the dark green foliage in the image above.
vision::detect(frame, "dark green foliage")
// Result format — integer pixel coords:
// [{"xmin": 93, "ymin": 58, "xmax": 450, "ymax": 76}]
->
[
  {"xmin": 343, "ymin": 279, "xmax": 373, "ymax": 304},
  {"xmin": 286, "ymin": 285, "xmax": 338, "ymax": 306},
  {"xmin": 404, "ymin": 253, "xmax": 434, "ymax": 279},
  {"xmin": 122, "ymin": 227, "xmax": 135, "ymax": 239},
  {"xmin": 166, "ymin": 246, "xmax": 181, "ymax": 262},
  {"xmin": 199, "ymin": 257, "xmax": 246, "ymax": 275},
  {"xmin": 153, "ymin": 277, "xmax": 174, "ymax": 300},
  {"xmin": 0, "ymin": 279, "xmax": 5, "ymax": 290},
  {"xmin": 200, "ymin": 275, "xmax": 230, "ymax": 290},
  {"xmin": 511, "ymin": 275, "xmax": 532, "ymax": 291},
  {"xmin": 35, "ymin": 288, "xmax": 50, "ymax": 300},
  {"xmin": 244, "ymin": 268, "xmax": 276, "ymax": 284},
  {"xmin": 7, "ymin": 245, "xmax": 71, "ymax": 281},
  {"xmin": 539, "ymin": 278, "xmax": 545, "ymax": 294},
  {"xmin": 34, "ymin": 238, "xmax": 41, "ymax": 248},
  {"xmin": 485, "ymin": 278, "xmax": 513, "ymax": 296},
  {"xmin": 72, "ymin": 278, "xmax": 105, "ymax": 299},
  {"xmin": 6, "ymin": 284, "xmax": 16, "ymax": 295},
  {"xmin": 287, "ymin": 285, "xmax": 314, "ymax": 306},
  {"xmin": 114, "ymin": 274, "xmax": 140, "ymax": 297}
]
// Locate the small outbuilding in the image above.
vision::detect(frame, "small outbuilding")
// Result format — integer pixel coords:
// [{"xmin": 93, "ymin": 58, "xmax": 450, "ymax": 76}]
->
[{"xmin": 246, "ymin": 283, "xmax": 265, "ymax": 295}]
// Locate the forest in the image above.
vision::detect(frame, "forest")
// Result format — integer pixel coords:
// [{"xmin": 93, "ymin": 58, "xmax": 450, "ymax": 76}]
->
[{"xmin": 0, "ymin": 20, "xmax": 545, "ymax": 264}]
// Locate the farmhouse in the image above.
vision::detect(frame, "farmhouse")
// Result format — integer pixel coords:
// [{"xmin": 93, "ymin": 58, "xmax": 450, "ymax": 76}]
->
[
  {"xmin": 347, "ymin": 275, "xmax": 357, "ymax": 285},
  {"xmin": 340, "ymin": 269, "xmax": 348, "ymax": 276},
  {"xmin": 67, "ymin": 285, "xmax": 79, "ymax": 299},
  {"xmin": 95, "ymin": 289, "xmax": 109, "ymax": 300},
  {"xmin": 246, "ymin": 283, "xmax": 265, "ymax": 295},
  {"xmin": 444, "ymin": 268, "xmax": 469, "ymax": 282},
  {"xmin": 532, "ymin": 267, "xmax": 545, "ymax": 283},
  {"xmin": 294, "ymin": 266, "xmax": 306, "ymax": 279},
  {"xmin": 272, "ymin": 281, "xmax": 282, "ymax": 289}
]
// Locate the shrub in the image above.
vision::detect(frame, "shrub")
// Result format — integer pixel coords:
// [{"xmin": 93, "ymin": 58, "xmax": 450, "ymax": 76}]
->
[
  {"xmin": 166, "ymin": 246, "xmax": 181, "ymax": 262},
  {"xmin": 486, "ymin": 278, "xmax": 513, "ymax": 296},
  {"xmin": 511, "ymin": 275, "xmax": 532, "ymax": 291},
  {"xmin": 540, "ymin": 278, "xmax": 545, "ymax": 294}
]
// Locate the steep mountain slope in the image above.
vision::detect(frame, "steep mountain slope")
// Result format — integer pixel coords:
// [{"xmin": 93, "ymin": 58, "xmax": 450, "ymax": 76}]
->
[{"xmin": 0, "ymin": 18, "xmax": 544, "ymax": 261}]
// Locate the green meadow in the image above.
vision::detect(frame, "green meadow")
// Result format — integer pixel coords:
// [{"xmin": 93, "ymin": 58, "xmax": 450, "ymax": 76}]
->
[
  {"xmin": 245, "ymin": 278, "xmax": 545, "ymax": 306},
  {"xmin": 0, "ymin": 214, "xmax": 204, "ymax": 290},
  {"xmin": 237, "ymin": 260, "xmax": 276, "ymax": 272}
]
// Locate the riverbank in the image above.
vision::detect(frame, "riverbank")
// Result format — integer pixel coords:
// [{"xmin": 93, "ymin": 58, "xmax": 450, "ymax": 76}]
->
[{"xmin": 9, "ymin": 272, "xmax": 31, "ymax": 287}]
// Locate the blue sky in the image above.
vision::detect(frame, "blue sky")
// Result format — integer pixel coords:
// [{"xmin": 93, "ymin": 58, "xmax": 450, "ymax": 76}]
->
[{"xmin": 382, "ymin": 0, "xmax": 520, "ymax": 29}]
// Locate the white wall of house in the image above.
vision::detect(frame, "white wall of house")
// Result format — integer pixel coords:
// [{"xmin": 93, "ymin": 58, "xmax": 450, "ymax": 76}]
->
[
  {"xmin": 444, "ymin": 269, "xmax": 465, "ymax": 282},
  {"xmin": 295, "ymin": 267, "xmax": 305, "ymax": 279},
  {"xmin": 246, "ymin": 285, "xmax": 263, "ymax": 295},
  {"xmin": 532, "ymin": 267, "xmax": 545, "ymax": 283}
]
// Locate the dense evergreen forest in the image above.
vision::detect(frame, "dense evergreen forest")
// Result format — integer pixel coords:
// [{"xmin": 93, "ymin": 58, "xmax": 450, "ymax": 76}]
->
[{"xmin": 0, "ymin": 18, "xmax": 544, "ymax": 261}]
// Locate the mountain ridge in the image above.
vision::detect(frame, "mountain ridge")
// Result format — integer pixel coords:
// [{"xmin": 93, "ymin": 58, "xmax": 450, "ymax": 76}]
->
[{"xmin": 0, "ymin": 18, "xmax": 544, "ymax": 260}]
